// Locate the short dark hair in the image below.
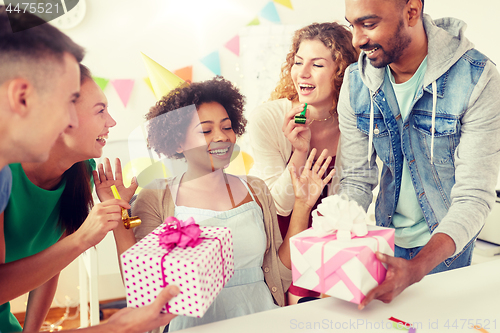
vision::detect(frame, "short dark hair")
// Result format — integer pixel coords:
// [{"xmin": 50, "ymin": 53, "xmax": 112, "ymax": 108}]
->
[
  {"xmin": 146, "ymin": 76, "xmax": 247, "ymax": 159},
  {"xmin": 0, "ymin": 6, "xmax": 85, "ymax": 85}
]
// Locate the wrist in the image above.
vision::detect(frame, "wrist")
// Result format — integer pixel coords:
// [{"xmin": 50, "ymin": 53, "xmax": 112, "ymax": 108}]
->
[
  {"xmin": 293, "ymin": 146, "xmax": 309, "ymax": 155},
  {"xmin": 408, "ymin": 256, "xmax": 430, "ymax": 284},
  {"xmin": 99, "ymin": 322, "xmax": 120, "ymax": 333},
  {"xmin": 67, "ymin": 230, "xmax": 93, "ymax": 253},
  {"xmin": 292, "ymin": 202, "xmax": 313, "ymax": 223},
  {"xmin": 294, "ymin": 198, "xmax": 314, "ymax": 211}
]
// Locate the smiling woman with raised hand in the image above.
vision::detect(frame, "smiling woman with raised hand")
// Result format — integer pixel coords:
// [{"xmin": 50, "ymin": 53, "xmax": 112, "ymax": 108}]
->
[
  {"xmin": 0, "ymin": 64, "xmax": 130, "ymax": 333},
  {"xmin": 248, "ymin": 22, "xmax": 359, "ymax": 304},
  {"xmin": 111, "ymin": 76, "xmax": 334, "ymax": 332}
]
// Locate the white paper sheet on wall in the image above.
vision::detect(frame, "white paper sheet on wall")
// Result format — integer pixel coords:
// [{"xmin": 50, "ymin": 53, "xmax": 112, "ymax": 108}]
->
[
  {"xmin": 238, "ymin": 24, "xmax": 301, "ymax": 155},
  {"xmin": 239, "ymin": 24, "xmax": 301, "ymax": 115}
]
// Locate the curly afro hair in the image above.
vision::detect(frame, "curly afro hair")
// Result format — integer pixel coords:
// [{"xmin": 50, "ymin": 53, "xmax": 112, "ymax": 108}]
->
[{"xmin": 146, "ymin": 76, "xmax": 247, "ymax": 159}]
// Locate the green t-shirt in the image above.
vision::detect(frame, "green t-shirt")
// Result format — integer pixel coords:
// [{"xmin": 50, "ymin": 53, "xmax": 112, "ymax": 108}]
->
[
  {"xmin": 0, "ymin": 159, "xmax": 95, "ymax": 333},
  {"xmin": 387, "ymin": 58, "xmax": 432, "ymax": 249}
]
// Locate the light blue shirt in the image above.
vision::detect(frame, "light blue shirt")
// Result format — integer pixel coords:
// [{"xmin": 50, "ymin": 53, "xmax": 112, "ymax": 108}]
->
[
  {"xmin": 0, "ymin": 166, "xmax": 12, "ymax": 213},
  {"xmin": 387, "ymin": 57, "xmax": 432, "ymax": 248}
]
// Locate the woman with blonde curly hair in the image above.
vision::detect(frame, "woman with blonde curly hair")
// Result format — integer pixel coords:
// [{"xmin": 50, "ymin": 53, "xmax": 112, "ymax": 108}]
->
[{"xmin": 248, "ymin": 22, "xmax": 359, "ymax": 304}]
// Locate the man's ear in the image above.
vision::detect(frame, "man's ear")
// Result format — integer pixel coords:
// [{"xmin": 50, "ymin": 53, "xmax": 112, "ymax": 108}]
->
[
  {"xmin": 7, "ymin": 78, "xmax": 33, "ymax": 117},
  {"xmin": 406, "ymin": 0, "xmax": 423, "ymax": 27}
]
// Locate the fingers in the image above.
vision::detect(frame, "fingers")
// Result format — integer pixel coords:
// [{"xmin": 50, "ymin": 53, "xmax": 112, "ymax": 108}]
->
[
  {"xmin": 312, "ymin": 149, "xmax": 328, "ymax": 175},
  {"xmin": 376, "ymin": 251, "xmax": 393, "ymax": 265},
  {"xmin": 286, "ymin": 121, "xmax": 309, "ymax": 138},
  {"xmin": 93, "ymin": 203, "xmax": 122, "ymax": 222},
  {"xmin": 92, "ymin": 170, "xmax": 99, "ymax": 186},
  {"xmin": 288, "ymin": 162, "xmax": 298, "ymax": 185},
  {"xmin": 317, "ymin": 156, "xmax": 332, "ymax": 180},
  {"xmin": 96, "ymin": 158, "xmax": 117, "ymax": 184},
  {"xmin": 314, "ymin": 148, "xmax": 328, "ymax": 166},
  {"xmin": 97, "ymin": 162, "xmax": 106, "ymax": 183},
  {"xmin": 283, "ymin": 104, "xmax": 308, "ymax": 131},
  {"xmin": 104, "ymin": 157, "xmax": 114, "ymax": 181},
  {"xmin": 152, "ymin": 285, "xmax": 180, "ymax": 312},
  {"xmin": 303, "ymin": 148, "xmax": 317, "ymax": 173},
  {"xmin": 130, "ymin": 176, "xmax": 139, "ymax": 194},
  {"xmin": 358, "ymin": 285, "xmax": 379, "ymax": 310},
  {"xmin": 323, "ymin": 167, "xmax": 336, "ymax": 185},
  {"xmin": 100, "ymin": 198, "xmax": 131, "ymax": 210},
  {"xmin": 283, "ymin": 104, "xmax": 311, "ymax": 152},
  {"xmin": 114, "ymin": 158, "xmax": 123, "ymax": 181},
  {"xmin": 358, "ymin": 252, "xmax": 407, "ymax": 310}
]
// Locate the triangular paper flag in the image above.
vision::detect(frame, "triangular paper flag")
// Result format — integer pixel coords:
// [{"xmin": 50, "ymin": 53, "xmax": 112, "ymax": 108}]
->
[
  {"xmin": 111, "ymin": 79, "xmax": 135, "ymax": 108},
  {"xmin": 273, "ymin": 0, "xmax": 293, "ymax": 10},
  {"xmin": 224, "ymin": 35, "xmax": 240, "ymax": 56},
  {"xmin": 260, "ymin": 2, "xmax": 280, "ymax": 23},
  {"xmin": 141, "ymin": 53, "xmax": 188, "ymax": 100},
  {"xmin": 93, "ymin": 77, "xmax": 109, "ymax": 91},
  {"xmin": 200, "ymin": 51, "xmax": 221, "ymax": 76},
  {"xmin": 247, "ymin": 17, "xmax": 260, "ymax": 26},
  {"xmin": 174, "ymin": 66, "xmax": 193, "ymax": 84},
  {"xmin": 143, "ymin": 77, "xmax": 154, "ymax": 95}
]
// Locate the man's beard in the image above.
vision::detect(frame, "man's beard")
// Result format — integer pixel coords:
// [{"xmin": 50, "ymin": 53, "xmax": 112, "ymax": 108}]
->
[{"xmin": 363, "ymin": 19, "xmax": 412, "ymax": 68}]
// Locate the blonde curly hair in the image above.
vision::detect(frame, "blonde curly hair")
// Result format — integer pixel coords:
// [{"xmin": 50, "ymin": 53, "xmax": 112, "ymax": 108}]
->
[{"xmin": 271, "ymin": 22, "xmax": 359, "ymax": 114}]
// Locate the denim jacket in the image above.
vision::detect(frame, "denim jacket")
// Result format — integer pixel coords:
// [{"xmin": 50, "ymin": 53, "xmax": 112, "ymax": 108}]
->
[{"xmin": 337, "ymin": 15, "xmax": 500, "ymax": 257}]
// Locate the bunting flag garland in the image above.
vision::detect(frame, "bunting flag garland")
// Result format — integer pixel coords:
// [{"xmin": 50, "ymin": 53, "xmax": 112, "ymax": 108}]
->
[
  {"xmin": 141, "ymin": 52, "xmax": 188, "ymax": 100},
  {"xmin": 247, "ymin": 17, "xmax": 260, "ymax": 26},
  {"xmin": 273, "ymin": 0, "xmax": 293, "ymax": 10},
  {"xmin": 174, "ymin": 66, "xmax": 193, "ymax": 84},
  {"xmin": 200, "ymin": 51, "xmax": 221, "ymax": 76},
  {"xmin": 93, "ymin": 77, "xmax": 109, "ymax": 91},
  {"xmin": 92, "ymin": 2, "xmax": 290, "ymax": 106},
  {"xmin": 260, "ymin": 2, "xmax": 281, "ymax": 23},
  {"xmin": 224, "ymin": 35, "xmax": 240, "ymax": 56},
  {"xmin": 111, "ymin": 79, "xmax": 135, "ymax": 108}
]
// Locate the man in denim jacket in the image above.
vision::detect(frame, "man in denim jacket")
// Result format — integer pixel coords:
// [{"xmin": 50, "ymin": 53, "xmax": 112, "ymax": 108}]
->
[{"xmin": 339, "ymin": 0, "xmax": 500, "ymax": 308}]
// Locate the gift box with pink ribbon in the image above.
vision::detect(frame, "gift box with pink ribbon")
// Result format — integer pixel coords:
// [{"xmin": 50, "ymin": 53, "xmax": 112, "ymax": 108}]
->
[
  {"xmin": 121, "ymin": 217, "xmax": 234, "ymax": 317},
  {"xmin": 290, "ymin": 195, "xmax": 394, "ymax": 304}
]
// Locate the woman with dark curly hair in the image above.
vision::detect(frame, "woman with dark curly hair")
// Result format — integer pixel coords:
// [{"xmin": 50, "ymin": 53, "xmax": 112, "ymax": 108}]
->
[
  {"xmin": 248, "ymin": 22, "xmax": 359, "ymax": 304},
  {"xmin": 112, "ymin": 77, "xmax": 334, "ymax": 332}
]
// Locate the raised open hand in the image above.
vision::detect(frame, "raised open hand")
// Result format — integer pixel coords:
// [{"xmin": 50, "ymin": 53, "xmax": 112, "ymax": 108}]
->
[
  {"xmin": 289, "ymin": 148, "xmax": 335, "ymax": 209},
  {"xmin": 94, "ymin": 158, "xmax": 138, "ymax": 203}
]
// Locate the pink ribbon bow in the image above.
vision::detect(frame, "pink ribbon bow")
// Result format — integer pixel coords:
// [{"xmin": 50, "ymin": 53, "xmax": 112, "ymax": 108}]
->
[{"xmin": 158, "ymin": 217, "xmax": 203, "ymax": 250}]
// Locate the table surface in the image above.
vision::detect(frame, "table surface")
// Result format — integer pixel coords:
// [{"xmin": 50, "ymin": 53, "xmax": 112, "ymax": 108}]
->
[{"xmin": 178, "ymin": 259, "xmax": 500, "ymax": 333}]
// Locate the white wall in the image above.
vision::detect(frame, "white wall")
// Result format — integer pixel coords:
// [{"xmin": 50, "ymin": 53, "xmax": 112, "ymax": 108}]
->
[
  {"xmin": 5, "ymin": 0, "xmax": 500, "ymax": 313},
  {"xmin": 62, "ymin": 0, "xmax": 500, "ymax": 154}
]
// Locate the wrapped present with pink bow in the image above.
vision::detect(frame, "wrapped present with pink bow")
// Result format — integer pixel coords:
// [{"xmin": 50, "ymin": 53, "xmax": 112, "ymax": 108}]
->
[
  {"xmin": 121, "ymin": 217, "xmax": 234, "ymax": 317},
  {"xmin": 290, "ymin": 195, "xmax": 394, "ymax": 304}
]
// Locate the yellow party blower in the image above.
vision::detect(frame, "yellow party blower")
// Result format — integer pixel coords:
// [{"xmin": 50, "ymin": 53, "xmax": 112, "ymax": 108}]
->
[{"xmin": 111, "ymin": 185, "xmax": 141, "ymax": 229}]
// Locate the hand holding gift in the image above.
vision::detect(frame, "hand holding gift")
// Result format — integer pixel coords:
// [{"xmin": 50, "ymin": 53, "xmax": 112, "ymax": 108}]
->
[
  {"xmin": 290, "ymin": 195, "xmax": 395, "ymax": 305},
  {"xmin": 121, "ymin": 216, "xmax": 234, "ymax": 317}
]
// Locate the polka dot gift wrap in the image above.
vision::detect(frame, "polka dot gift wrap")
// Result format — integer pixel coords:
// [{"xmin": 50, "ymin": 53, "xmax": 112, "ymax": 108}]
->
[{"xmin": 121, "ymin": 222, "xmax": 234, "ymax": 317}]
